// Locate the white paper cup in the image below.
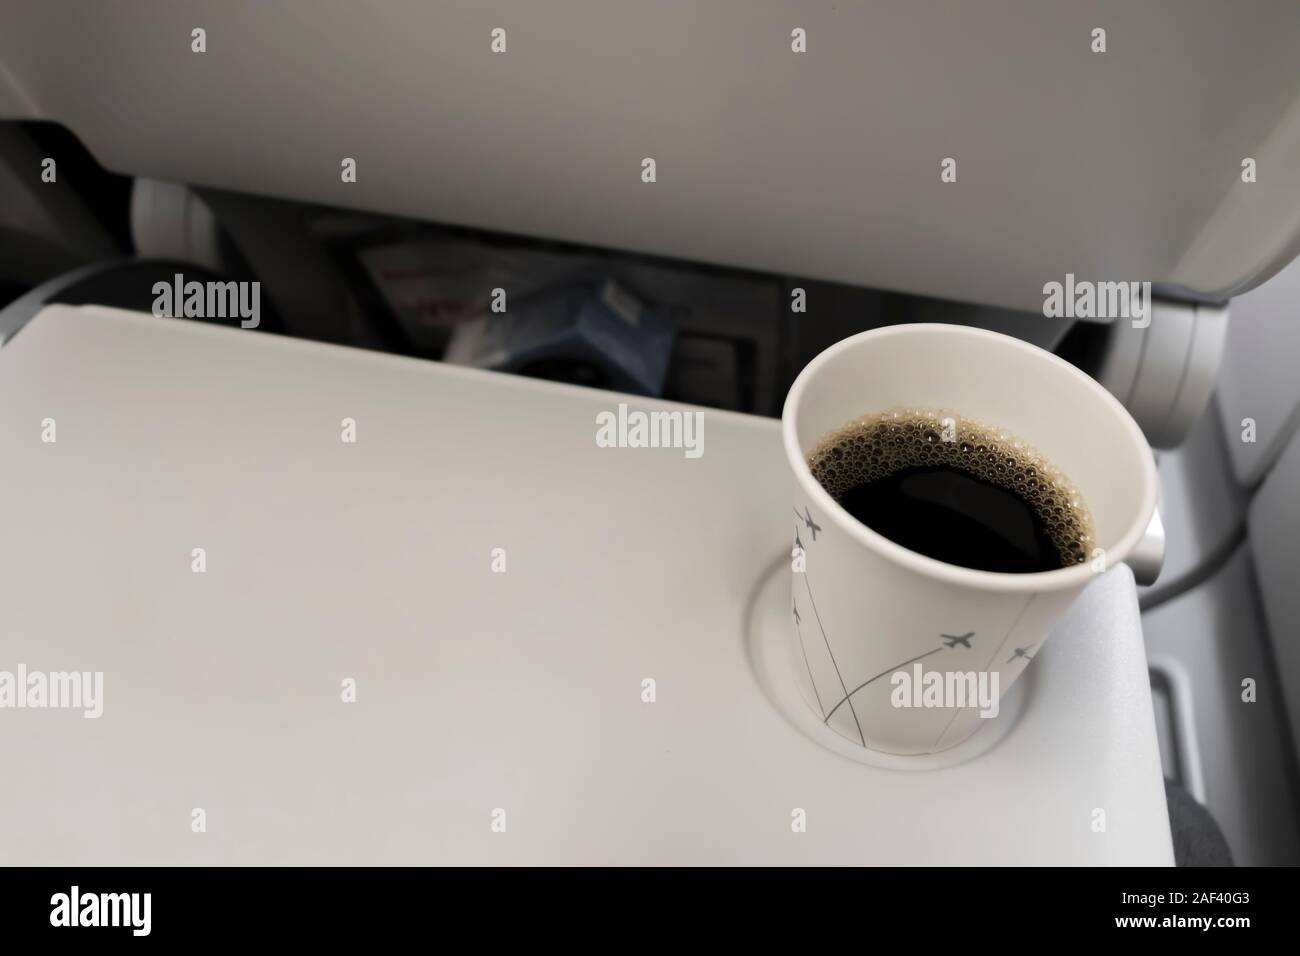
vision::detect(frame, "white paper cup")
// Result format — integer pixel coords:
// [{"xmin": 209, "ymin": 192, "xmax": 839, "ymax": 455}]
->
[{"xmin": 782, "ymin": 324, "xmax": 1158, "ymax": 754}]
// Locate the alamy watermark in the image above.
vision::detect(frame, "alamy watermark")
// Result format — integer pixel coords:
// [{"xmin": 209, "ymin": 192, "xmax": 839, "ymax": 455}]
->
[
  {"xmin": 1043, "ymin": 274, "xmax": 1151, "ymax": 328},
  {"xmin": 890, "ymin": 664, "xmax": 999, "ymax": 718},
  {"xmin": 152, "ymin": 272, "xmax": 260, "ymax": 329},
  {"xmin": 50, "ymin": 886, "xmax": 150, "ymax": 936},
  {"xmin": 0, "ymin": 665, "xmax": 103, "ymax": 718},
  {"xmin": 596, "ymin": 402, "xmax": 704, "ymax": 459}
]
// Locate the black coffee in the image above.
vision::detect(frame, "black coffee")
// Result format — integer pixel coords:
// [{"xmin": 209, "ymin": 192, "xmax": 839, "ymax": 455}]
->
[{"xmin": 807, "ymin": 410, "xmax": 1094, "ymax": 573}]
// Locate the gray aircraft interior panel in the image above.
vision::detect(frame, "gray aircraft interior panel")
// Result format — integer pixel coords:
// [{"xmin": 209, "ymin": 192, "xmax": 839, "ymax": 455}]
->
[{"xmin": 4, "ymin": 1, "xmax": 1300, "ymax": 313}]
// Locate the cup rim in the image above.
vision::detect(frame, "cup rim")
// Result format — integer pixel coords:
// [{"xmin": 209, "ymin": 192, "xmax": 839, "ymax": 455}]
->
[{"xmin": 781, "ymin": 323, "xmax": 1159, "ymax": 594}]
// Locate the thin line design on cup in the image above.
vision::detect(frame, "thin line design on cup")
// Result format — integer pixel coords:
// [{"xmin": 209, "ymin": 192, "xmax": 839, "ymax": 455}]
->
[
  {"xmin": 796, "ymin": 513, "xmax": 866, "ymax": 746},
  {"xmin": 926, "ymin": 592, "xmax": 1035, "ymax": 751},
  {"xmin": 791, "ymin": 605, "xmax": 825, "ymax": 718},
  {"xmin": 822, "ymin": 645, "xmax": 948, "ymax": 725},
  {"xmin": 790, "ymin": 523, "xmax": 825, "ymax": 716}
]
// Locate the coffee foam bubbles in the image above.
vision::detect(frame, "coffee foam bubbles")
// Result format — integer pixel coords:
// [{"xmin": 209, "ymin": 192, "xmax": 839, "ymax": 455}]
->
[{"xmin": 806, "ymin": 408, "xmax": 1096, "ymax": 567}]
